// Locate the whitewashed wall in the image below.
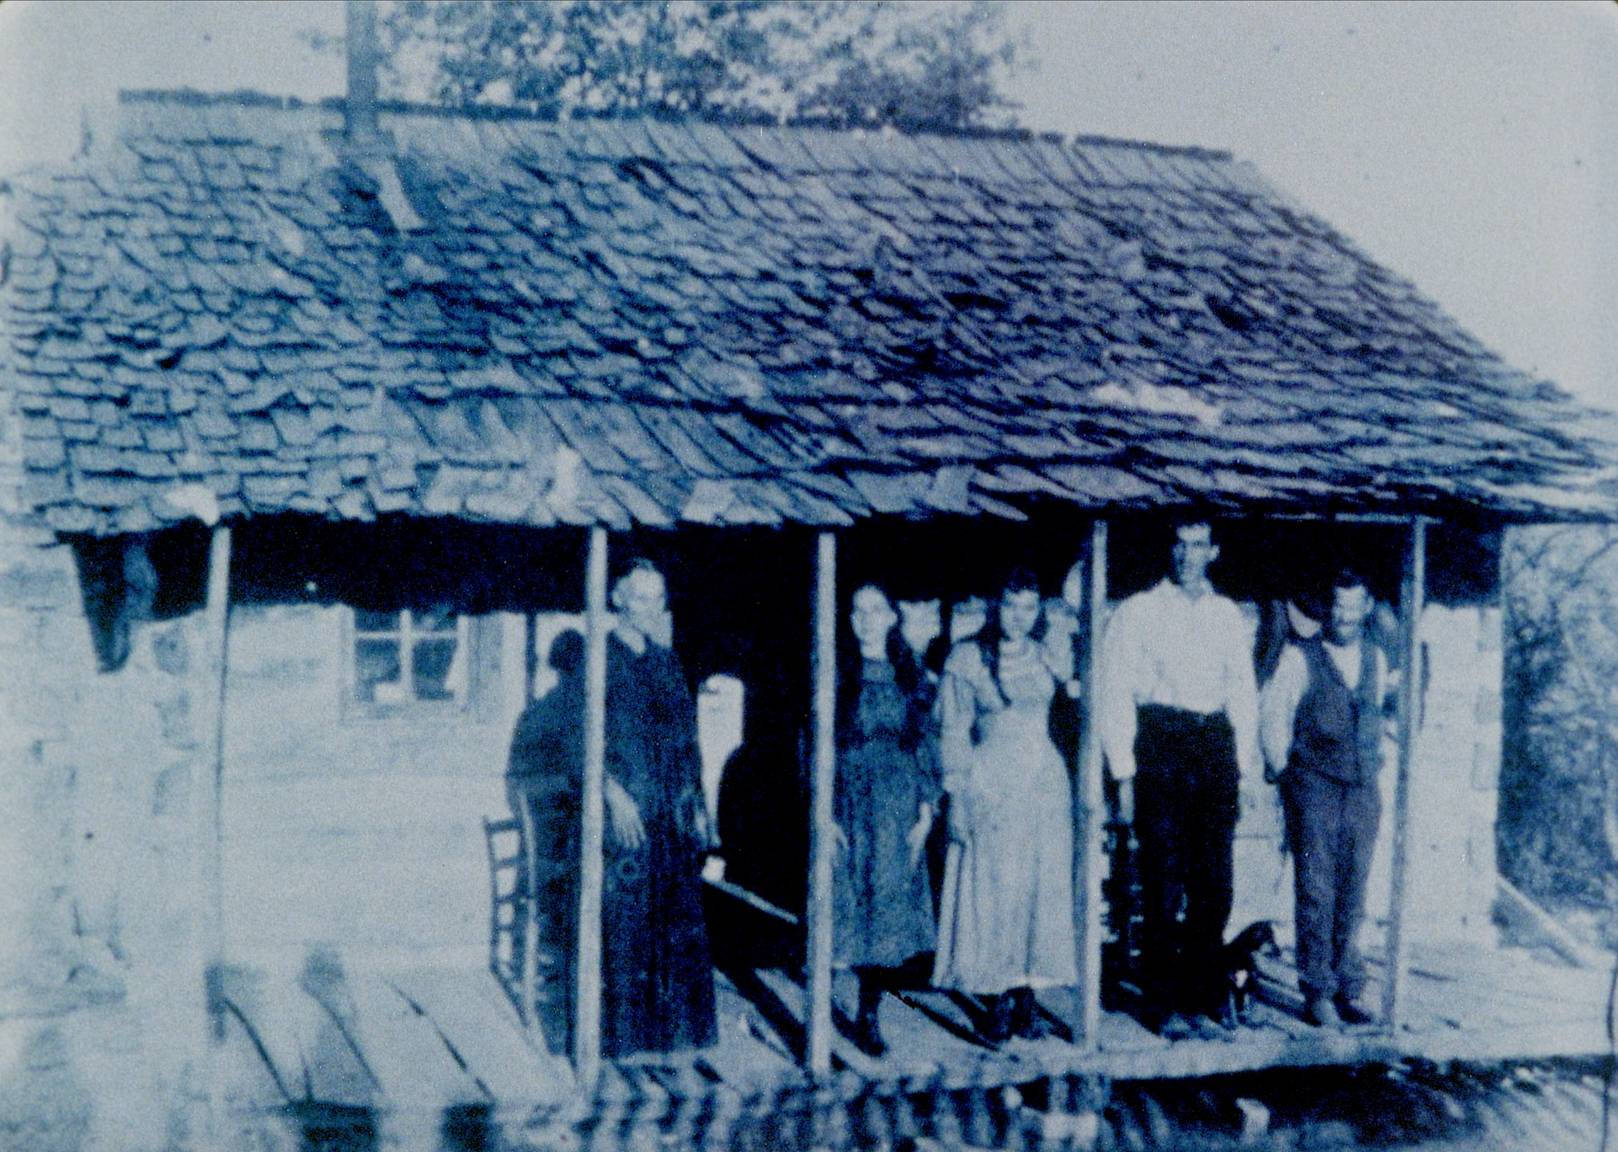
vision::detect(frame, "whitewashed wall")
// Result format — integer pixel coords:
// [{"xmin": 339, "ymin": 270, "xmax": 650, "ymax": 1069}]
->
[
  {"xmin": 220, "ymin": 603, "xmax": 527, "ymax": 974},
  {"xmin": 219, "ymin": 605, "xmax": 749, "ymax": 974},
  {"xmin": 0, "ymin": 494, "xmax": 215, "ymax": 1144}
]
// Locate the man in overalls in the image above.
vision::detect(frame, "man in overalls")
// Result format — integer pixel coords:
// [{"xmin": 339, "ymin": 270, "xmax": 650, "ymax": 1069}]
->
[{"xmin": 1260, "ymin": 570, "xmax": 1390, "ymax": 1027}]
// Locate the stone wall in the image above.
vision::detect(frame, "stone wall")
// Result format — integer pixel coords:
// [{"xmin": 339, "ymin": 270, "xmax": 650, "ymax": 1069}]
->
[
  {"xmin": 1375, "ymin": 602, "xmax": 1504, "ymax": 944},
  {"xmin": 0, "ymin": 511, "xmax": 90, "ymax": 1015},
  {"xmin": 0, "ymin": 412, "xmax": 215, "ymax": 1146}
]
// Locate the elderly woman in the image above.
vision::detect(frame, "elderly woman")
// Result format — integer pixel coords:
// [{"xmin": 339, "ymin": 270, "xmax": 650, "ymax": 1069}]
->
[
  {"xmin": 933, "ymin": 567, "xmax": 1079, "ymax": 1043},
  {"xmin": 833, "ymin": 584, "xmax": 940, "ymax": 1056},
  {"xmin": 598, "ymin": 559, "xmax": 717, "ymax": 1057}
]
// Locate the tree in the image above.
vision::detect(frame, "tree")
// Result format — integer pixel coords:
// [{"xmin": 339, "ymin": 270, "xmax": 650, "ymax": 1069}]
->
[
  {"xmin": 1501, "ymin": 524, "xmax": 1618, "ymax": 944},
  {"xmin": 376, "ymin": 0, "xmax": 1025, "ymax": 133}
]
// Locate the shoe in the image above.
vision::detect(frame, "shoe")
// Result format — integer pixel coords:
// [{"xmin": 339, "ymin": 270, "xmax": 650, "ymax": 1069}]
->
[
  {"xmin": 1188, "ymin": 1013, "xmax": 1230, "ymax": 1041},
  {"xmin": 1333, "ymin": 996, "xmax": 1376, "ymax": 1026},
  {"xmin": 1303, "ymin": 995, "xmax": 1341, "ymax": 1028},
  {"xmin": 1009, "ymin": 988, "xmax": 1061, "ymax": 1040},
  {"xmin": 851, "ymin": 1011, "xmax": 887, "ymax": 1057},
  {"xmin": 1019, "ymin": 1009, "xmax": 1068, "ymax": 1042},
  {"xmin": 1154, "ymin": 1012, "xmax": 1194, "ymax": 1041},
  {"xmin": 983, "ymin": 993, "xmax": 1014, "ymax": 1045}
]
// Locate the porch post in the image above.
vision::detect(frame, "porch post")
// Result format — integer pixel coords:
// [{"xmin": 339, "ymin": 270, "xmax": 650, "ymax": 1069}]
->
[
  {"xmin": 806, "ymin": 531, "xmax": 837, "ymax": 1075},
  {"xmin": 575, "ymin": 527, "xmax": 609, "ymax": 1088},
  {"xmin": 1382, "ymin": 516, "xmax": 1426, "ymax": 1031},
  {"xmin": 523, "ymin": 612, "xmax": 538, "ymax": 704},
  {"xmin": 1076, "ymin": 518, "xmax": 1108, "ymax": 1046},
  {"xmin": 200, "ymin": 524, "xmax": 231, "ymax": 1036},
  {"xmin": 519, "ymin": 612, "xmax": 540, "ymax": 1032},
  {"xmin": 193, "ymin": 524, "xmax": 231, "ymax": 1147}
]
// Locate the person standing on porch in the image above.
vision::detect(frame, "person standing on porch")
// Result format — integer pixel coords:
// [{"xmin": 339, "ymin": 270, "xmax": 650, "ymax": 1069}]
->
[
  {"xmin": 1260, "ymin": 569, "xmax": 1389, "ymax": 1028},
  {"xmin": 832, "ymin": 585, "xmax": 940, "ymax": 1056},
  {"xmin": 933, "ymin": 567, "xmax": 1079, "ymax": 1044},
  {"xmin": 1100, "ymin": 520, "xmax": 1261, "ymax": 1038},
  {"xmin": 599, "ymin": 559, "xmax": 718, "ymax": 1057},
  {"xmin": 895, "ymin": 594, "xmax": 948, "ymax": 689}
]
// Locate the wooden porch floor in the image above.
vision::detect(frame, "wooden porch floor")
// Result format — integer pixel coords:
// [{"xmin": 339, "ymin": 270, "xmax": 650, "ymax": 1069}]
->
[{"xmin": 216, "ymin": 939, "xmax": 1614, "ymax": 1124}]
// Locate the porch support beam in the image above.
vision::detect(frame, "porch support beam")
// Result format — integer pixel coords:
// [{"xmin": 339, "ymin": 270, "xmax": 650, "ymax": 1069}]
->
[
  {"xmin": 806, "ymin": 530, "xmax": 838, "ymax": 1076},
  {"xmin": 193, "ymin": 524, "xmax": 231, "ymax": 1148},
  {"xmin": 1382, "ymin": 516, "xmax": 1426, "ymax": 1032},
  {"xmin": 574, "ymin": 527, "xmax": 610, "ymax": 1088},
  {"xmin": 200, "ymin": 524, "xmax": 231, "ymax": 1035},
  {"xmin": 1076, "ymin": 519, "xmax": 1108, "ymax": 1047},
  {"xmin": 523, "ymin": 612, "xmax": 538, "ymax": 705},
  {"xmin": 1262, "ymin": 512, "xmax": 1420, "ymax": 525}
]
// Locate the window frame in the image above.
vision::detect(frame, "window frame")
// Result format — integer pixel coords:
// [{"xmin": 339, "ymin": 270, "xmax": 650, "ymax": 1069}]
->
[{"xmin": 342, "ymin": 606, "xmax": 477, "ymax": 720}]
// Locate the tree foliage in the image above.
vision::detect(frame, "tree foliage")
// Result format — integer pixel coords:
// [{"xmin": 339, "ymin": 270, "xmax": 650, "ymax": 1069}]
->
[
  {"xmin": 378, "ymin": 0, "xmax": 1024, "ymax": 133},
  {"xmin": 1502, "ymin": 525, "xmax": 1618, "ymax": 940}
]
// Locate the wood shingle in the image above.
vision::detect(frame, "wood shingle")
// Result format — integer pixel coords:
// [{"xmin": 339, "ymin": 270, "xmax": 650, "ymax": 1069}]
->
[{"xmin": 4, "ymin": 91, "xmax": 1617, "ymax": 535}]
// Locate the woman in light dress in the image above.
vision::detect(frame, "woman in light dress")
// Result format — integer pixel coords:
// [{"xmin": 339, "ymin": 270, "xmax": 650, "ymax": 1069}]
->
[{"xmin": 933, "ymin": 567, "xmax": 1080, "ymax": 1043}]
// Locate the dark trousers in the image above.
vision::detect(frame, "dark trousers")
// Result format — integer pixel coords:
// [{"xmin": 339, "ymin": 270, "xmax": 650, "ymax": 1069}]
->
[
  {"xmin": 1281, "ymin": 767, "xmax": 1379, "ymax": 1002},
  {"xmin": 1133, "ymin": 705, "xmax": 1239, "ymax": 1019}
]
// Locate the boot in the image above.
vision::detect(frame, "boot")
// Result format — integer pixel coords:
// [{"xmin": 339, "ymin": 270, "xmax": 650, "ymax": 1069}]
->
[
  {"xmin": 1333, "ymin": 993, "xmax": 1376, "ymax": 1026},
  {"xmin": 1009, "ymin": 988, "xmax": 1035, "ymax": 1039},
  {"xmin": 984, "ymin": 992, "xmax": 1014, "ymax": 1045},
  {"xmin": 1153, "ymin": 1011, "xmax": 1194, "ymax": 1041},
  {"xmin": 852, "ymin": 1008, "xmax": 886, "ymax": 1057},
  {"xmin": 853, "ymin": 975, "xmax": 887, "ymax": 1056},
  {"xmin": 1303, "ymin": 994, "xmax": 1341, "ymax": 1028},
  {"xmin": 1009, "ymin": 987, "xmax": 1064, "ymax": 1041}
]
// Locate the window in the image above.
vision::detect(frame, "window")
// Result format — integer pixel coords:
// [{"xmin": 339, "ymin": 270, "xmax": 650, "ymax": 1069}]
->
[{"xmin": 350, "ymin": 608, "xmax": 470, "ymax": 710}]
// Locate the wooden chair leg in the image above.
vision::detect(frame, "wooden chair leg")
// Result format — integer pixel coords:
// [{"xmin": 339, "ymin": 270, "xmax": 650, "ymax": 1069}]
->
[{"xmin": 518, "ymin": 796, "xmax": 541, "ymax": 1038}]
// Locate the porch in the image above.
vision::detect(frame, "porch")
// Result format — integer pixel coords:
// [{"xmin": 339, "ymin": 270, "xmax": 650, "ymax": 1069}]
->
[
  {"xmin": 214, "ymin": 930, "xmax": 1615, "ymax": 1141},
  {"xmin": 200, "ymin": 514, "xmax": 1599, "ymax": 1136}
]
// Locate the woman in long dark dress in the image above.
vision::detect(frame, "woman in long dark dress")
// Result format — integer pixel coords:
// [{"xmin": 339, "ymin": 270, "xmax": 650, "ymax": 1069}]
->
[
  {"xmin": 833, "ymin": 584, "xmax": 939, "ymax": 1055},
  {"xmin": 599, "ymin": 561, "xmax": 718, "ymax": 1058}
]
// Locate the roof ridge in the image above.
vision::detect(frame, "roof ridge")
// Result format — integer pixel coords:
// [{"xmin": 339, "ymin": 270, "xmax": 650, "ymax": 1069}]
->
[
  {"xmin": 120, "ymin": 87, "xmax": 317, "ymax": 111},
  {"xmin": 115, "ymin": 87, "xmax": 1230, "ymax": 160},
  {"xmin": 1067, "ymin": 133, "xmax": 1231, "ymax": 163}
]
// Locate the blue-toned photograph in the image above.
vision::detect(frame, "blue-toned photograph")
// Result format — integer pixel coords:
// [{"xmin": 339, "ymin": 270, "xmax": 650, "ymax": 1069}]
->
[{"xmin": 0, "ymin": 2, "xmax": 1614, "ymax": 1148}]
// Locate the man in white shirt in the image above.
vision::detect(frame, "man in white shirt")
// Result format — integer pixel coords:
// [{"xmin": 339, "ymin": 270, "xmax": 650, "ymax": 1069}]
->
[
  {"xmin": 1101, "ymin": 520, "xmax": 1260, "ymax": 1037},
  {"xmin": 1259, "ymin": 570, "xmax": 1389, "ymax": 1028}
]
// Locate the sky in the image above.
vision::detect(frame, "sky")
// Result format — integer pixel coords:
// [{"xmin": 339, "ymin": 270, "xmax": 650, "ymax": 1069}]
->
[{"xmin": 1, "ymin": 0, "xmax": 1614, "ymax": 414}]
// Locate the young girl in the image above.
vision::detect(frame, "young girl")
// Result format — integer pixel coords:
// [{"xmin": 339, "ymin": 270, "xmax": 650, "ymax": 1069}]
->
[
  {"xmin": 832, "ymin": 584, "xmax": 940, "ymax": 1055},
  {"xmin": 933, "ymin": 567, "xmax": 1080, "ymax": 1043}
]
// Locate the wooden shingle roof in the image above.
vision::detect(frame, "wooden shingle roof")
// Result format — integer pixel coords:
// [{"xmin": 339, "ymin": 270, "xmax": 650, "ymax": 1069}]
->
[{"xmin": 4, "ymin": 91, "xmax": 1616, "ymax": 535}]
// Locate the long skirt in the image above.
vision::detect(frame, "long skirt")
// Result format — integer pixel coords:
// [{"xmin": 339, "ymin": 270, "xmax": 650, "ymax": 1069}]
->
[
  {"xmin": 833, "ymin": 736, "xmax": 936, "ymax": 970},
  {"xmin": 932, "ymin": 709, "xmax": 1079, "ymax": 994}
]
